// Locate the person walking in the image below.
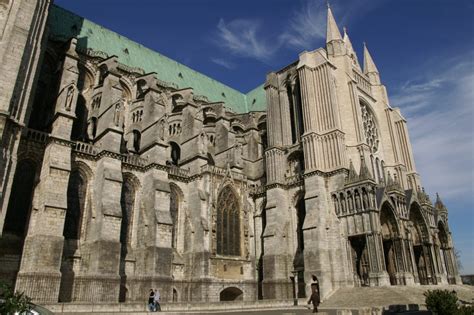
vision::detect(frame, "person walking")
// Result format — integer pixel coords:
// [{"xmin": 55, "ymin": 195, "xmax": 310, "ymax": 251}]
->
[
  {"xmin": 154, "ymin": 289, "xmax": 161, "ymax": 312},
  {"xmin": 307, "ymin": 283, "xmax": 320, "ymax": 313},
  {"xmin": 148, "ymin": 289, "xmax": 155, "ymax": 312}
]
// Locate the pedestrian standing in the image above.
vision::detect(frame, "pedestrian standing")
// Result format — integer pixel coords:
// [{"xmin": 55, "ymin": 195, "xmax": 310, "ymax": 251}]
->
[
  {"xmin": 307, "ymin": 283, "xmax": 320, "ymax": 313},
  {"xmin": 148, "ymin": 289, "xmax": 155, "ymax": 312},
  {"xmin": 154, "ymin": 289, "xmax": 161, "ymax": 312}
]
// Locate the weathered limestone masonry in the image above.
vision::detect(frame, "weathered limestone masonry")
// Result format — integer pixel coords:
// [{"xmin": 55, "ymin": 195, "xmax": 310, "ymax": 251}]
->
[{"xmin": 0, "ymin": 3, "xmax": 462, "ymax": 306}]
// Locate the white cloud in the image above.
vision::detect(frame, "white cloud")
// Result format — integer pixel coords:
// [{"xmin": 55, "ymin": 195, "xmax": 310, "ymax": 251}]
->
[
  {"xmin": 212, "ymin": 0, "xmax": 386, "ymax": 63},
  {"xmin": 215, "ymin": 18, "xmax": 275, "ymax": 62},
  {"xmin": 211, "ymin": 57, "xmax": 235, "ymax": 70},
  {"xmin": 280, "ymin": 0, "xmax": 326, "ymax": 49},
  {"xmin": 392, "ymin": 56, "xmax": 474, "ymax": 200}
]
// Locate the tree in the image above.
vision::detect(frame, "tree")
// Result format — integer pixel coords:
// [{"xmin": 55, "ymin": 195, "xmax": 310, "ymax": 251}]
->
[
  {"xmin": 0, "ymin": 281, "xmax": 31, "ymax": 314},
  {"xmin": 455, "ymin": 249, "xmax": 463, "ymax": 271}
]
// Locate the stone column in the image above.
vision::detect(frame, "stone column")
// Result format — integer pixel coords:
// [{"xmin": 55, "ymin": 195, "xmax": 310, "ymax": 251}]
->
[
  {"xmin": 128, "ymin": 167, "xmax": 173, "ymax": 302},
  {"xmin": 14, "ymin": 39, "xmax": 79, "ymax": 303},
  {"xmin": 261, "ymin": 187, "xmax": 291, "ymax": 300},
  {"xmin": 0, "ymin": 0, "xmax": 51, "ymax": 231},
  {"xmin": 301, "ymin": 174, "xmax": 348, "ymax": 299}
]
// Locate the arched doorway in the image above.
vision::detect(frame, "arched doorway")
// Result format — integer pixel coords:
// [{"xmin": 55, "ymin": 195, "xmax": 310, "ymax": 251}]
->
[
  {"xmin": 380, "ymin": 203, "xmax": 399, "ymax": 285},
  {"xmin": 219, "ymin": 287, "xmax": 243, "ymax": 301},
  {"xmin": 293, "ymin": 196, "xmax": 306, "ymax": 298},
  {"xmin": 349, "ymin": 236, "xmax": 370, "ymax": 286},
  {"xmin": 438, "ymin": 222, "xmax": 455, "ymax": 284},
  {"xmin": 408, "ymin": 204, "xmax": 433, "ymax": 285},
  {"xmin": 0, "ymin": 160, "xmax": 37, "ymax": 286}
]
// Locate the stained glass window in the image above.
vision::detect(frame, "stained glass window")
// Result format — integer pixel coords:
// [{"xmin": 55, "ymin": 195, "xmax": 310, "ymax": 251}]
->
[
  {"xmin": 360, "ymin": 102, "xmax": 379, "ymax": 153},
  {"xmin": 216, "ymin": 187, "xmax": 240, "ymax": 256}
]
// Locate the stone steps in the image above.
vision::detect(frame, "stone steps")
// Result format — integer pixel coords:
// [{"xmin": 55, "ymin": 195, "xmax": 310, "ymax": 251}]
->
[{"xmin": 320, "ymin": 284, "xmax": 474, "ymax": 308}]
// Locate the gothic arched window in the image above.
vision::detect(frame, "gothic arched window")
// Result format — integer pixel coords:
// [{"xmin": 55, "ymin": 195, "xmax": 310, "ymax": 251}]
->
[
  {"xmin": 170, "ymin": 185, "xmax": 179, "ymax": 249},
  {"xmin": 120, "ymin": 178, "xmax": 135, "ymax": 246},
  {"xmin": 216, "ymin": 187, "xmax": 240, "ymax": 256},
  {"xmin": 132, "ymin": 130, "xmax": 141, "ymax": 152},
  {"xmin": 4, "ymin": 160, "xmax": 37, "ymax": 236},
  {"xmin": 64, "ymin": 169, "xmax": 87, "ymax": 240},
  {"xmin": 170, "ymin": 142, "xmax": 181, "ymax": 165}
]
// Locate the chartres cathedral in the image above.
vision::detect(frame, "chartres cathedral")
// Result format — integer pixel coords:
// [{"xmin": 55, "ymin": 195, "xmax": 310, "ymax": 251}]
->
[{"xmin": 0, "ymin": 1, "xmax": 461, "ymax": 305}]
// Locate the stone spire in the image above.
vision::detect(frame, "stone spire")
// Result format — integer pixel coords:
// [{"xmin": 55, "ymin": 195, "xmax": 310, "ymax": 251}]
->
[
  {"xmin": 358, "ymin": 153, "xmax": 372, "ymax": 181},
  {"xmin": 326, "ymin": 5, "xmax": 343, "ymax": 44},
  {"xmin": 435, "ymin": 193, "xmax": 448, "ymax": 212},
  {"xmin": 343, "ymin": 27, "xmax": 361, "ymax": 69},
  {"xmin": 346, "ymin": 159, "xmax": 359, "ymax": 184},
  {"xmin": 363, "ymin": 43, "xmax": 381, "ymax": 84}
]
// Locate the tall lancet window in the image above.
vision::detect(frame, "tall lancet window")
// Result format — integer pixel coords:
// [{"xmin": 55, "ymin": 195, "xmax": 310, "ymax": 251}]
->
[
  {"xmin": 170, "ymin": 185, "xmax": 179, "ymax": 249},
  {"xmin": 120, "ymin": 178, "xmax": 136, "ymax": 246},
  {"xmin": 64, "ymin": 169, "xmax": 87, "ymax": 240},
  {"xmin": 216, "ymin": 186, "xmax": 241, "ymax": 256}
]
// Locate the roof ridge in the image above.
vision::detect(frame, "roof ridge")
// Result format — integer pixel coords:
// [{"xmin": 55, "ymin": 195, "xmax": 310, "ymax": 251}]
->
[{"xmin": 50, "ymin": 4, "xmax": 266, "ymax": 113}]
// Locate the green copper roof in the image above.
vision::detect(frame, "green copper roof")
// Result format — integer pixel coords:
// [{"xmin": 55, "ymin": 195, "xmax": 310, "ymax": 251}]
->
[{"xmin": 48, "ymin": 5, "xmax": 266, "ymax": 114}]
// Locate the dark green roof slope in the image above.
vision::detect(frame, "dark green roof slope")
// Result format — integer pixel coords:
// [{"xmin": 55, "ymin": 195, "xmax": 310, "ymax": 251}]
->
[{"xmin": 48, "ymin": 5, "xmax": 266, "ymax": 114}]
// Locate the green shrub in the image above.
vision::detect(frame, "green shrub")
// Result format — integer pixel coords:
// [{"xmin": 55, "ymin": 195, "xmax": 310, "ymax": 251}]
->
[
  {"xmin": 457, "ymin": 305, "xmax": 474, "ymax": 315},
  {"xmin": 424, "ymin": 289, "xmax": 458, "ymax": 315},
  {"xmin": 0, "ymin": 281, "xmax": 32, "ymax": 315}
]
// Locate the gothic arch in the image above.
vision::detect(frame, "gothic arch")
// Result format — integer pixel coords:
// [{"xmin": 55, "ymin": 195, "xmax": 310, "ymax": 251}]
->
[
  {"xmin": 408, "ymin": 202, "xmax": 430, "ymax": 244},
  {"xmin": 1, "ymin": 159, "xmax": 38, "ymax": 287},
  {"xmin": 3, "ymin": 159, "xmax": 38, "ymax": 237},
  {"xmin": 215, "ymin": 185, "xmax": 241, "ymax": 256},
  {"xmin": 169, "ymin": 182, "xmax": 184, "ymax": 250},
  {"xmin": 437, "ymin": 221, "xmax": 449, "ymax": 249},
  {"xmin": 219, "ymin": 287, "xmax": 243, "ymax": 301},
  {"xmin": 380, "ymin": 202, "xmax": 400, "ymax": 239},
  {"xmin": 408, "ymin": 202, "xmax": 434, "ymax": 285},
  {"xmin": 380, "ymin": 202, "xmax": 400, "ymax": 285},
  {"xmin": 28, "ymin": 51, "xmax": 60, "ymax": 131},
  {"xmin": 64, "ymin": 167, "xmax": 89, "ymax": 241}
]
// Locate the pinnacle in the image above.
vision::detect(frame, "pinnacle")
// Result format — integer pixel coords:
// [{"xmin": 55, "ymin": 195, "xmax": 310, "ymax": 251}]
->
[
  {"xmin": 363, "ymin": 43, "xmax": 379, "ymax": 74},
  {"xmin": 326, "ymin": 5, "xmax": 342, "ymax": 43}
]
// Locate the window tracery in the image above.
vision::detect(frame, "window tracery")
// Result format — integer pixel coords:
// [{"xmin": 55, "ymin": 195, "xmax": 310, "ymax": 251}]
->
[
  {"xmin": 360, "ymin": 102, "xmax": 379, "ymax": 153},
  {"xmin": 216, "ymin": 186, "xmax": 241, "ymax": 256}
]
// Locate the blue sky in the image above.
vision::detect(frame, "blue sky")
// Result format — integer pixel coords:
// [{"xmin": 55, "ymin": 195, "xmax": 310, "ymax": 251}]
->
[{"xmin": 54, "ymin": 0, "xmax": 474, "ymax": 273}]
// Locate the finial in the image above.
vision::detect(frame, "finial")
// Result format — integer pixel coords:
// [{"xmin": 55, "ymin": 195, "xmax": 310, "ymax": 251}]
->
[
  {"xmin": 326, "ymin": 0, "xmax": 330, "ymax": 9},
  {"xmin": 343, "ymin": 26, "xmax": 348, "ymax": 35}
]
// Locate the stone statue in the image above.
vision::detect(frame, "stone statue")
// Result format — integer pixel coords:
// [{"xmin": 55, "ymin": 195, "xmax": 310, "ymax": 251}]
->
[
  {"xmin": 198, "ymin": 132, "xmax": 208, "ymax": 155},
  {"xmin": 234, "ymin": 144, "xmax": 243, "ymax": 167},
  {"xmin": 113, "ymin": 100, "xmax": 124, "ymax": 127},
  {"xmin": 158, "ymin": 115, "xmax": 168, "ymax": 141},
  {"xmin": 64, "ymin": 84, "xmax": 75, "ymax": 111},
  {"xmin": 86, "ymin": 120, "xmax": 94, "ymax": 140}
]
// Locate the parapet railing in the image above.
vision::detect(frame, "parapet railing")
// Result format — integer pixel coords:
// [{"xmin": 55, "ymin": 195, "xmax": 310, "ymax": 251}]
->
[
  {"xmin": 200, "ymin": 164, "xmax": 246, "ymax": 181},
  {"xmin": 23, "ymin": 128, "xmax": 49, "ymax": 143},
  {"xmin": 72, "ymin": 141, "xmax": 99, "ymax": 155},
  {"xmin": 121, "ymin": 154, "xmax": 148, "ymax": 167},
  {"xmin": 168, "ymin": 165, "xmax": 190, "ymax": 177},
  {"xmin": 285, "ymin": 173, "xmax": 303, "ymax": 186},
  {"xmin": 353, "ymin": 69, "xmax": 372, "ymax": 95}
]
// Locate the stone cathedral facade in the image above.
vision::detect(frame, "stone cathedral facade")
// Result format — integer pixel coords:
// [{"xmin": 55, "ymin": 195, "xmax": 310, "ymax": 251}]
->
[{"xmin": 0, "ymin": 1, "xmax": 461, "ymax": 304}]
